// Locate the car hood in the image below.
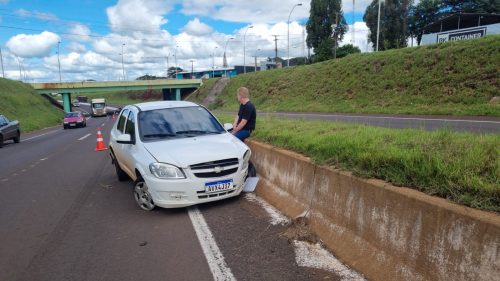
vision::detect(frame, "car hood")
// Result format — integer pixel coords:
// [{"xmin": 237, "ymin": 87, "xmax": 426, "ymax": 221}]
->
[{"xmin": 142, "ymin": 133, "xmax": 248, "ymax": 168}]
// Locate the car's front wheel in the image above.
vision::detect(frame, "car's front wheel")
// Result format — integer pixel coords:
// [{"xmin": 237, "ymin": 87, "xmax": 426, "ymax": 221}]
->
[{"xmin": 134, "ymin": 179, "xmax": 155, "ymax": 211}]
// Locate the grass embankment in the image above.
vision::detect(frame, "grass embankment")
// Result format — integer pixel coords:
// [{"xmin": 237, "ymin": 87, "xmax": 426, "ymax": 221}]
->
[
  {"xmin": 0, "ymin": 78, "xmax": 63, "ymax": 132},
  {"xmin": 217, "ymin": 115, "xmax": 499, "ymax": 212},
  {"xmin": 213, "ymin": 36, "xmax": 500, "ymax": 116},
  {"xmin": 186, "ymin": 78, "xmax": 220, "ymax": 104}
]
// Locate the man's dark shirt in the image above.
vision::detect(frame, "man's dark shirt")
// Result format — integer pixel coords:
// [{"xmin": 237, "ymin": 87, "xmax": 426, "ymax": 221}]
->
[{"xmin": 237, "ymin": 101, "xmax": 256, "ymax": 131}]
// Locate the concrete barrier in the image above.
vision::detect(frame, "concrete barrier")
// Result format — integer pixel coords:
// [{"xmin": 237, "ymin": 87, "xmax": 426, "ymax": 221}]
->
[{"xmin": 247, "ymin": 140, "xmax": 500, "ymax": 281}]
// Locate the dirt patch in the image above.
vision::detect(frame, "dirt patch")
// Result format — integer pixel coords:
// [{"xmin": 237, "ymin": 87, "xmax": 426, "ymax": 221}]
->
[
  {"xmin": 281, "ymin": 216, "xmax": 320, "ymax": 244},
  {"xmin": 489, "ymin": 96, "xmax": 500, "ymax": 104}
]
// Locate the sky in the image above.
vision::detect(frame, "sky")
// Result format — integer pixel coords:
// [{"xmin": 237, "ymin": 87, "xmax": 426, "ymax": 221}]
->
[{"xmin": 0, "ymin": 0, "xmax": 373, "ymax": 82}]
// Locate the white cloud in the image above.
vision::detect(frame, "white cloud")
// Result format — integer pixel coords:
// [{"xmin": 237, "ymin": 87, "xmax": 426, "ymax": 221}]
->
[
  {"xmin": 340, "ymin": 21, "xmax": 372, "ymax": 52},
  {"xmin": 6, "ymin": 31, "xmax": 60, "ymax": 58},
  {"xmin": 106, "ymin": 0, "xmax": 173, "ymax": 35},
  {"xmin": 67, "ymin": 42, "xmax": 87, "ymax": 53},
  {"xmin": 67, "ymin": 23, "xmax": 92, "ymax": 42},
  {"xmin": 181, "ymin": 0, "xmax": 310, "ymax": 24},
  {"xmin": 342, "ymin": 0, "xmax": 373, "ymax": 13},
  {"xmin": 0, "ymin": 0, "xmax": 10, "ymax": 4},
  {"xmin": 15, "ymin": 9, "xmax": 59, "ymax": 22},
  {"xmin": 182, "ymin": 18, "xmax": 213, "ymax": 36}
]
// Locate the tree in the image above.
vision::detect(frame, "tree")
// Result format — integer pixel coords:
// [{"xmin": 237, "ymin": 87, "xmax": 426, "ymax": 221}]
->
[
  {"xmin": 167, "ymin": 66, "xmax": 183, "ymax": 78},
  {"xmin": 336, "ymin": 44, "xmax": 361, "ymax": 58},
  {"xmin": 364, "ymin": 0, "xmax": 412, "ymax": 51},
  {"xmin": 306, "ymin": 0, "xmax": 347, "ymax": 62}
]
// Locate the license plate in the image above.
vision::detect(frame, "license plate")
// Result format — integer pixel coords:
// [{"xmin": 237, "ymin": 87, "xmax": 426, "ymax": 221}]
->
[
  {"xmin": 70, "ymin": 123, "xmax": 76, "ymax": 126},
  {"xmin": 205, "ymin": 179, "xmax": 233, "ymax": 193}
]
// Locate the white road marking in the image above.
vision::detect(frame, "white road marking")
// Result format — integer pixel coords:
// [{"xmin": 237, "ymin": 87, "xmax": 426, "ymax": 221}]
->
[
  {"xmin": 188, "ymin": 207, "xmax": 236, "ymax": 281},
  {"xmin": 22, "ymin": 129, "xmax": 60, "ymax": 141},
  {"xmin": 101, "ymin": 123, "xmax": 105, "ymax": 127},
  {"xmin": 78, "ymin": 133, "xmax": 92, "ymax": 141},
  {"xmin": 276, "ymin": 113, "xmax": 500, "ymax": 124},
  {"xmin": 245, "ymin": 193, "xmax": 290, "ymax": 225},
  {"xmin": 293, "ymin": 241, "xmax": 365, "ymax": 281},
  {"xmin": 40, "ymin": 157, "xmax": 48, "ymax": 161}
]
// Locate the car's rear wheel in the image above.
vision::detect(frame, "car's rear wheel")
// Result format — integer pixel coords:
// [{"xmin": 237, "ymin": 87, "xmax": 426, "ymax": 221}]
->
[
  {"xmin": 13, "ymin": 131, "xmax": 20, "ymax": 143},
  {"xmin": 134, "ymin": 179, "xmax": 155, "ymax": 211},
  {"xmin": 0, "ymin": 135, "xmax": 3, "ymax": 148}
]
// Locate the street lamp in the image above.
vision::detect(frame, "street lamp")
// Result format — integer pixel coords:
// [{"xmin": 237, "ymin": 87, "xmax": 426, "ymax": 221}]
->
[
  {"xmin": 287, "ymin": 3, "xmax": 302, "ymax": 67},
  {"xmin": 243, "ymin": 25, "xmax": 254, "ymax": 74},
  {"xmin": 224, "ymin": 37, "xmax": 234, "ymax": 77},
  {"xmin": 212, "ymin": 46, "xmax": 218, "ymax": 78},
  {"xmin": 189, "ymin": 59, "xmax": 195, "ymax": 79},
  {"xmin": 174, "ymin": 44, "xmax": 179, "ymax": 79},
  {"xmin": 57, "ymin": 41, "xmax": 62, "ymax": 82},
  {"xmin": 121, "ymin": 43, "xmax": 125, "ymax": 80}
]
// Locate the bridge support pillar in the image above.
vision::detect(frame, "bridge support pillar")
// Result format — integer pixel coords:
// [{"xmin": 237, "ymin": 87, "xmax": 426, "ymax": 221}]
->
[
  {"xmin": 175, "ymin": 88, "xmax": 181, "ymax": 101},
  {"xmin": 62, "ymin": 93, "xmax": 72, "ymax": 112}
]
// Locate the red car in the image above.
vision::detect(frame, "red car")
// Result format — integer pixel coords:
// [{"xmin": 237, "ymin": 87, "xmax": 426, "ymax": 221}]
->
[{"xmin": 63, "ymin": 112, "xmax": 86, "ymax": 129}]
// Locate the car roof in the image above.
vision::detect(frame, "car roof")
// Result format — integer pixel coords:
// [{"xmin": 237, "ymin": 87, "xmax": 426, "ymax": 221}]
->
[{"xmin": 133, "ymin": 101, "xmax": 199, "ymax": 111}]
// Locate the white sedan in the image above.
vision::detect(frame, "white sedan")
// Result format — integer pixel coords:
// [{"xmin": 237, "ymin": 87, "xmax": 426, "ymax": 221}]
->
[{"xmin": 109, "ymin": 101, "xmax": 251, "ymax": 210}]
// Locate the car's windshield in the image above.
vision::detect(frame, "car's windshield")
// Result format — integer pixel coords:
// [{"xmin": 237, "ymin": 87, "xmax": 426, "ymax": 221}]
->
[
  {"xmin": 65, "ymin": 112, "xmax": 80, "ymax": 118},
  {"xmin": 93, "ymin": 103, "xmax": 105, "ymax": 109},
  {"xmin": 138, "ymin": 106, "xmax": 224, "ymax": 141}
]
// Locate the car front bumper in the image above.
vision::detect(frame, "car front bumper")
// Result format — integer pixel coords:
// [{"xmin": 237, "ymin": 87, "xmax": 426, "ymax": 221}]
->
[{"xmin": 143, "ymin": 167, "xmax": 248, "ymax": 208}]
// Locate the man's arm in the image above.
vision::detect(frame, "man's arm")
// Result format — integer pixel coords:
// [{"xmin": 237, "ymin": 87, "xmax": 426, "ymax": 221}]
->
[
  {"xmin": 233, "ymin": 119, "xmax": 248, "ymax": 133},
  {"xmin": 232, "ymin": 115, "xmax": 238, "ymax": 129}
]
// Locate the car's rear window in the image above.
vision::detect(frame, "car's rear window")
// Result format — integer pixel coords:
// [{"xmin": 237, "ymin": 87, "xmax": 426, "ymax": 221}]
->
[
  {"xmin": 138, "ymin": 106, "xmax": 224, "ymax": 141},
  {"xmin": 65, "ymin": 112, "xmax": 80, "ymax": 118}
]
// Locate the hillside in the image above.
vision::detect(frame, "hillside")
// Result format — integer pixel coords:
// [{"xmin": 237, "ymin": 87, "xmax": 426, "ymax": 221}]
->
[
  {"xmin": 211, "ymin": 35, "xmax": 500, "ymax": 116},
  {"xmin": 0, "ymin": 78, "xmax": 63, "ymax": 132}
]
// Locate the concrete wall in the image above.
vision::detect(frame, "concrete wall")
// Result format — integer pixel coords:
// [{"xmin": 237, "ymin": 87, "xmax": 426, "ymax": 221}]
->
[{"xmin": 247, "ymin": 140, "xmax": 500, "ymax": 281}]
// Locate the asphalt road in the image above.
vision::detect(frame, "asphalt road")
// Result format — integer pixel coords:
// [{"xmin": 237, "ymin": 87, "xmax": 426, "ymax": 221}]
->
[
  {"xmin": 257, "ymin": 112, "xmax": 500, "ymax": 134},
  {"xmin": 0, "ymin": 106, "xmax": 355, "ymax": 281}
]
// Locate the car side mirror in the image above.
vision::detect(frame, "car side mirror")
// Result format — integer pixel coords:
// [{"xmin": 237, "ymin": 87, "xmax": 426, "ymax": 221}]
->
[
  {"xmin": 223, "ymin": 123, "xmax": 233, "ymax": 132},
  {"xmin": 116, "ymin": 133, "xmax": 134, "ymax": 144}
]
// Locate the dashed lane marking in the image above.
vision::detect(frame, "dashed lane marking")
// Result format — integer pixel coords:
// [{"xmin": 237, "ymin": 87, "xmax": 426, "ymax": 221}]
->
[
  {"xmin": 22, "ymin": 129, "xmax": 60, "ymax": 142},
  {"xmin": 188, "ymin": 207, "xmax": 236, "ymax": 281},
  {"xmin": 78, "ymin": 133, "xmax": 92, "ymax": 141}
]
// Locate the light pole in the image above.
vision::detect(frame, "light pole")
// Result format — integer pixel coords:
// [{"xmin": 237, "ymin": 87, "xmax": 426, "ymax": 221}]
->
[
  {"xmin": 243, "ymin": 25, "xmax": 254, "ymax": 74},
  {"xmin": 189, "ymin": 59, "xmax": 195, "ymax": 79},
  {"xmin": 0, "ymin": 47, "xmax": 5, "ymax": 78},
  {"xmin": 376, "ymin": 0, "xmax": 382, "ymax": 51},
  {"xmin": 57, "ymin": 41, "xmax": 62, "ymax": 82},
  {"xmin": 212, "ymin": 46, "xmax": 218, "ymax": 78},
  {"xmin": 287, "ymin": 3, "xmax": 302, "ymax": 68},
  {"xmin": 224, "ymin": 37, "xmax": 234, "ymax": 77},
  {"xmin": 174, "ymin": 45, "xmax": 179, "ymax": 79},
  {"xmin": 121, "ymin": 43, "xmax": 125, "ymax": 80}
]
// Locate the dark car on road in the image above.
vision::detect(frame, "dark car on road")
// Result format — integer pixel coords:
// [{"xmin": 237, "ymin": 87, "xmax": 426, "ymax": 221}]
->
[
  {"xmin": 0, "ymin": 114, "xmax": 20, "ymax": 148},
  {"xmin": 63, "ymin": 112, "xmax": 87, "ymax": 129}
]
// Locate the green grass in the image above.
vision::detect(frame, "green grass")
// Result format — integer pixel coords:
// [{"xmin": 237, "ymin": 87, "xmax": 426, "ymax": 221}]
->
[
  {"xmin": 213, "ymin": 36, "xmax": 500, "ymax": 116},
  {"xmin": 217, "ymin": 114, "xmax": 500, "ymax": 212},
  {"xmin": 0, "ymin": 78, "xmax": 63, "ymax": 132},
  {"xmin": 186, "ymin": 78, "xmax": 220, "ymax": 104}
]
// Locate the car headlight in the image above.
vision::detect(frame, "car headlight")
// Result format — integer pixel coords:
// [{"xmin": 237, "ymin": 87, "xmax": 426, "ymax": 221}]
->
[
  {"xmin": 63, "ymin": 121, "xmax": 68, "ymax": 124},
  {"xmin": 242, "ymin": 150, "xmax": 251, "ymax": 170},
  {"xmin": 149, "ymin": 163, "xmax": 185, "ymax": 179}
]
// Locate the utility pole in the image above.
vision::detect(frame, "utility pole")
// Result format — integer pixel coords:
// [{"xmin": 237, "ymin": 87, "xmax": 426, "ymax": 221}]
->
[
  {"xmin": 272, "ymin": 35, "xmax": 279, "ymax": 67},
  {"xmin": 287, "ymin": 3, "xmax": 303, "ymax": 68},
  {"xmin": 190, "ymin": 59, "xmax": 195, "ymax": 79},
  {"xmin": 57, "ymin": 41, "xmax": 62, "ymax": 82},
  {"xmin": 376, "ymin": 0, "xmax": 382, "ymax": 51},
  {"xmin": 121, "ymin": 43, "xmax": 126, "ymax": 80},
  {"xmin": 332, "ymin": 13, "xmax": 339, "ymax": 59},
  {"xmin": 0, "ymin": 47, "xmax": 5, "ymax": 78},
  {"xmin": 16, "ymin": 56, "xmax": 22, "ymax": 81},
  {"xmin": 252, "ymin": 56, "xmax": 258, "ymax": 72}
]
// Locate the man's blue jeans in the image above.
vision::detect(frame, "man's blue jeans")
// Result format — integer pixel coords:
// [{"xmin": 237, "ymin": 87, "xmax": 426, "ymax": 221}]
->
[{"xmin": 234, "ymin": 130, "xmax": 251, "ymax": 142}]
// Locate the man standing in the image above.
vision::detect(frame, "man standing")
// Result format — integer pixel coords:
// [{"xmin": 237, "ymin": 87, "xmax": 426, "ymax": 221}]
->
[{"xmin": 232, "ymin": 87, "xmax": 256, "ymax": 142}]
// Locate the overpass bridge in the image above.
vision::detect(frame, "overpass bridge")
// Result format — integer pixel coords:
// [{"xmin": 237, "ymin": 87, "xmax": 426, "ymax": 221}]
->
[{"xmin": 31, "ymin": 79, "xmax": 202, "ymax": 112}]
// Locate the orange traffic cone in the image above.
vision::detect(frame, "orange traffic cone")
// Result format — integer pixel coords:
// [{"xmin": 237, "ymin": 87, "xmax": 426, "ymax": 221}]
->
[{"xmin": 95, "ymin": 127, "xmax": 107, "ymax": 151}]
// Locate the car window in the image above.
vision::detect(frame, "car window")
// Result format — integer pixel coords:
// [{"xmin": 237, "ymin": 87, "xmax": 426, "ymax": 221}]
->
[
  {"xmin": 116, "ymin": 109, "xmax": 129, "ymax": 133},
  {"xmin": 124, "ymin": 111, "xmax": 135, "ymax": 139},
  {"xmin": 138, "ymin": 106, "xmax": 224, "ymax": 141},
  {"xmin": 93, "ymin": 103, "xmax": 105, "ymax": 109},
  {"xmin": 64, "ymin": 112, "xmax": 79, "ymax": 118}
]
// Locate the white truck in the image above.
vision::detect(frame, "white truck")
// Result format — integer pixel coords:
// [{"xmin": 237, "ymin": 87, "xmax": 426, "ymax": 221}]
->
[{"xmin": 90, "ymin": 98, "xmax": 107, "ymax": 117}]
